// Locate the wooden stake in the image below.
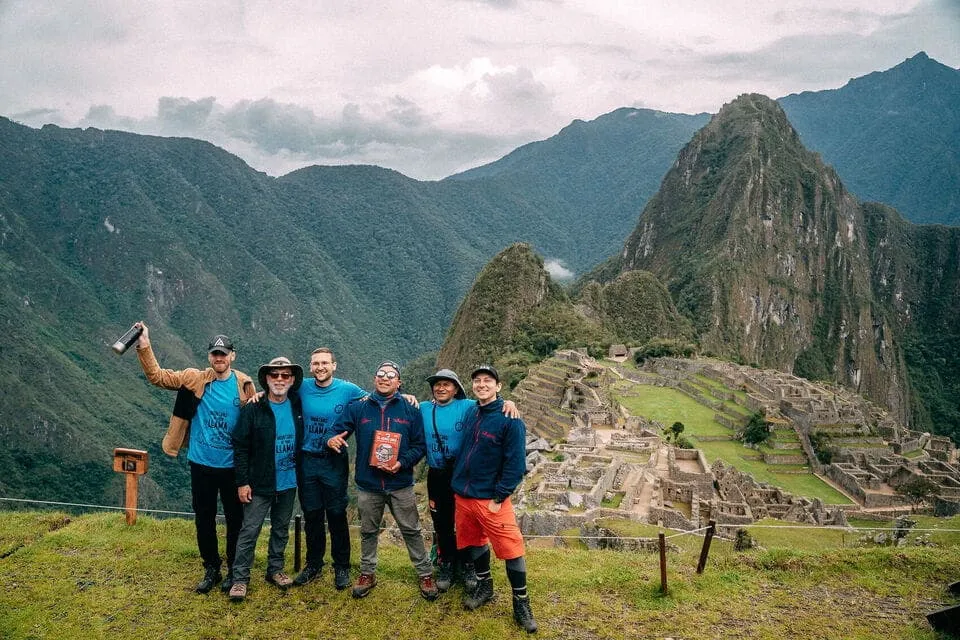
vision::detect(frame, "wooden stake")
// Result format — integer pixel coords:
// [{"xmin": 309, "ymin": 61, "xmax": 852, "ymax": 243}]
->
[
  {"xmin": 659, "ymin": 532, "xmax": 668, "ymax": 594},
  {"xmin": 696, "ymin": 520, "xmax": 716, "ymax": 574},
  {"xmin": 124, "ymin": 474, "xmax": 139, "ymax": 525},
  {"xmin": 112, "ymin": 448, "xmax": 149, "ymax": 525},
  {"xmin": 294, "ymin": 514, "xmax": 302, "ymax": 573}
]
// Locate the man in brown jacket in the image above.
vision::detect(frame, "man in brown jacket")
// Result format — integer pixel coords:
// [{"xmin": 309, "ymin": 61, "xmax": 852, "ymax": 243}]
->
[{"xmin": 134, "ymin": 322, "xmax": 256, "ymax": 594}]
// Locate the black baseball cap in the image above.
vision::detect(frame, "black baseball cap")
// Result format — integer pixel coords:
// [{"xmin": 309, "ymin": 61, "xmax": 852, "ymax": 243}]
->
[
  {"xmin": 377, "ymin": 360, "xmax": 401, "ymax": 376},
  {"xmin": 208, "ymin": 335, "xmax": 234, "ymax": 354},
  {"xmin": 470, "ymin": 364, "xmax": 500, "ymax": 382}
]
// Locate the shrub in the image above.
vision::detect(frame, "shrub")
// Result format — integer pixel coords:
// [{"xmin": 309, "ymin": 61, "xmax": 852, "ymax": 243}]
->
[
  {"xmin": 633, "ymin": 338, "xmax": 697, "ymax": 364},
  {"xmin": 809, "ymin": 431, "xmax": 834, "ymax": 464},
  {"xmin": 742, "ymin": 411, "xmax": 770, "ymax": 446}
]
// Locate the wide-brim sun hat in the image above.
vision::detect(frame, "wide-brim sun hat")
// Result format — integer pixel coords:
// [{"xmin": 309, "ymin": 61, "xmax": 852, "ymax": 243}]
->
[
  {"xmin": 258, "ymin": 356, "xmax": 304, "ymax": 391},
  {"xmin": 426, "ymin": 368, "xmax": 467, "ymax": 399}
]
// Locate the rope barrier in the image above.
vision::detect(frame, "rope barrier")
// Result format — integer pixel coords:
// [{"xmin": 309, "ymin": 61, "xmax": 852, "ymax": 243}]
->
[
  {"xmin": 0, "ymin": 496, "xmax": 195, "ymax": 517},
  {"xmin": 4, "ymin": 496, "xmax": 960, "ymax": 538},
  {"xmin": 663, "ymin": 525, "xmax": 712, "ymax": 539}
]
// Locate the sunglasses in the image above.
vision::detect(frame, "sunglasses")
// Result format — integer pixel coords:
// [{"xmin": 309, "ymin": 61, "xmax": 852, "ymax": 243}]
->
[
  {"xmin": 375, "ymin": 369, "xmax": 399, "ymax": 380},
  {"xmin": 267, "ymin": 371, "xmax": 293, "ymax": 380}
]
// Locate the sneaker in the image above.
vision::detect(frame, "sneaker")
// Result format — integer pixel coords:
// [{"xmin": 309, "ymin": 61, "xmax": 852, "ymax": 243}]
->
[
  {"xmin": 462, "ymin": 577, "xmax": 494, "ymax": 610},
  {"xmin": 220, "ymin": 569, "xmax": 234, "ymax": 594},
  {"xmin": 352, "ymin": 573, "xmax": 377, "ymax": 599},
  {"xmin": 265, "ymin": 571, "xmax": 293, "ymax": 590},
  {"xmin": 334, "ymin": 566, "xmax": 351, "ymax": 591},
  {"xmin": 436, "ymin": 561, "xmax": 454, "ymax": 592},
  {"xmin": 512, "ymin": 595, "xmax": 538, "ymax": 633},
  {"xmin": 461, "ymin": 561, "xmax": 478, "ymax": 593},
  {"xmin": 228, "ymin": 581, "xmax": 248, "ymax": 602},
  {"xmin": 293, "ymin": 564, "xmax": 322, "ymax": 587},
  {"xmin": 419, "ymin": 574, "xmax": 439, "ymax": 601},
  {"xmin": 195, "ymin": 567, "xmax": 222, "ymax": 594}
]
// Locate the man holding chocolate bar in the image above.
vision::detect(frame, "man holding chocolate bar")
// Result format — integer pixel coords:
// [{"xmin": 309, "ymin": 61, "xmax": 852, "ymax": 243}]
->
[{"xmin": 326, "ymin": 360, "xmax": 438, "ymax": 601}]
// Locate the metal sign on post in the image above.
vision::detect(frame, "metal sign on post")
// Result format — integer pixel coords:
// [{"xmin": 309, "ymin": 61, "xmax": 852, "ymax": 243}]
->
[{"xmin": 112, "ymin": 448, "xmax": 149, "ymax": 525}]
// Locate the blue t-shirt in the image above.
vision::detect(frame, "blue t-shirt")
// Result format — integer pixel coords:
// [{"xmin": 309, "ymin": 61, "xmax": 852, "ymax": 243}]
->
[
  {"xmin": 298, "ymin": 378, "xmax": 366, "ymax": 453},
  {"xmin": 421, "ymin": 398, "xmax": 477, "ymax": 469},
  {"xmin": 188, "ymin": 372, "xmax": 241, "ymax": 468},
  {"xmin": 270, "ymin": 399, "xmax": 297, "ymax": 491}
]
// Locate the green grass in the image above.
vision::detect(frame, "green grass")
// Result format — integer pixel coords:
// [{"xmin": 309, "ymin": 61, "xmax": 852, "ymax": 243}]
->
[
  {"xmin": 4, "ymin": 511, "xmax": 957, "ymax": 639},
  {"xmin": 613, "ymin": 385, "xmax": 852, "ymax": 504},
  {"xmin": 615, "ymin": 385, "xmax": 734, "ymax": 437},
  {"xmin": 601, "ymin": 493, "xmax": 625, "ymax": 508}
]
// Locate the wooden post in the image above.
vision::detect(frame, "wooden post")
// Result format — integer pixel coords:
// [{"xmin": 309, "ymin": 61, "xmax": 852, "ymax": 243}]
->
[
  {"xmin": 112, "ymin": 448, "xmax": 149, "ymax": 525},
  {"xmin": 696, "ymin": 520, "xmax": 716, "ymax": 574},
  {"xmin": 658, "ymin": 532, "xmax": 668, "ymax": 594},
  {"xmin": 294, "ymin": 514, "xmax": 302, "ymax": 573}
]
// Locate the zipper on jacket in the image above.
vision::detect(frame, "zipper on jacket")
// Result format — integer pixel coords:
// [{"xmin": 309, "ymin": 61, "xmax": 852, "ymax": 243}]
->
[{"xmin": 461, "ymin": 412, "xmax": 484, "ymax": 495}]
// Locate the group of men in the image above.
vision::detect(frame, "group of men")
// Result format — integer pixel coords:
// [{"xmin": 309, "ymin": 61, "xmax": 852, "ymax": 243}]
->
[{"xmin": 133, "ymin": 322, "xmax": 538, "ymax": 633}]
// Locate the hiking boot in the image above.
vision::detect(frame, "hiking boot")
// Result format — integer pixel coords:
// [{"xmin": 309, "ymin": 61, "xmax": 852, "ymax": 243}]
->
[
  {"xmin": 419, "ymin": 574, "xmax": 439, "ymax": 601},
  {"xmin": 461, "ymin": 561, "xmax": 478, "ymax": 592},
  {"xmin": 352, "ymin": 573, "xmax": 377, "ymax": 598},
  {"xmin": 513, "ymin": 595, "xmax": 538, "ymax": 633},
  {"xmin": 265, "ymin": 571, "xmax": 293, "ymax": 590},
  {"xmin": 228, "ymin": 581, "xmax": 248, "ymax": 602},
  {"xmin": 293, "ymin": 564, "xmax": 322, "ymax": 587},
  {"xmin": 435, "ymin": 561, "xmax": 454, "ymax": 592},
  {"xmin": 462, "ymin": 577, "xmax": 494, "ymax": 610},
  {"xmin": 195, "ymin": 567, "xmax": 222, "ymax": 594},
  {"xmin": 334, "ymin": 566, "xmax": 351, "ymax": 590},
  {"xmin": 220, "ymin": 568, "xmax": 234, "ymax": 594}
]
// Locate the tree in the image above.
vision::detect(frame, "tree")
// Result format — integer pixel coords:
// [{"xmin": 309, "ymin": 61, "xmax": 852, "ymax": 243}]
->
[
  {"xmin": 670, "ymin": 421, "xmax": 685, "ymax": 439},
  {"xmin": 742, "ymin": 411, "xmax": 770, "ymax": 446}
]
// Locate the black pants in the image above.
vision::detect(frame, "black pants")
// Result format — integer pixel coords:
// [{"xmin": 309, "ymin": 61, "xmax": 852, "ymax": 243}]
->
[
  {"xmin": 190, "ymin": 462, "xmax": 243, "ymax": 571},
  {"xmin": 427, "ymin": 465, "xmax": 458, "ymax": 565},
  {"xmin": 299, "ymin": 454, "xmax": 351, "ymax": 569}
]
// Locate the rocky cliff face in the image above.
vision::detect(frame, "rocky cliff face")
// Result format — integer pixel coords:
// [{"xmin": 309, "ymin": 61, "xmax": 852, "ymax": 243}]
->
[
  {"xmin": 863, "ymin": 203, "xmax": 960, "ymax": 432},
  {"xmin": 619, "ymin": 94, "xmax": 910, "ymax": 422}
]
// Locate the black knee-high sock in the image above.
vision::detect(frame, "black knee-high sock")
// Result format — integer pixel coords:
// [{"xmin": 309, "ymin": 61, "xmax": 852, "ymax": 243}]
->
[
  {"xmin": 472, "ymin": 546, "xmax": 491, "ymax": 580},
  {"xmin": 506, "ymin": 557, "xmax": 527, "ymax": 598}
]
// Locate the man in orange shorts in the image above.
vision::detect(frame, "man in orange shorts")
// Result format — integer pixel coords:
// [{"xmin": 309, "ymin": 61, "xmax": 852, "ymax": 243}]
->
[{"xmin": 450, "ymin": 365, "xmax": 537, "ymax": 633}]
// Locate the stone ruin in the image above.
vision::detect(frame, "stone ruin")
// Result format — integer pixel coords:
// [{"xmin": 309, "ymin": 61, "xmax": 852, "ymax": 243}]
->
[{"xmin": 506, "ymin": 352, "xmax": 959, "ymax": 546}]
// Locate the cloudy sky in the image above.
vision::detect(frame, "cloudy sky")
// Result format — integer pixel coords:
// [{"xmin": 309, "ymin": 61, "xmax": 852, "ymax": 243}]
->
[{"xmin": 2, "ymin": 0, "xmax": 957, "ymax": 180}]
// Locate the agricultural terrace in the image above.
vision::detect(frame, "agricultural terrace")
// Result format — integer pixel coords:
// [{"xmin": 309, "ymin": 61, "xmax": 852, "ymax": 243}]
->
[{"xmin": 610, "ymin": 380, "xmax": 852, "ymax": 504}]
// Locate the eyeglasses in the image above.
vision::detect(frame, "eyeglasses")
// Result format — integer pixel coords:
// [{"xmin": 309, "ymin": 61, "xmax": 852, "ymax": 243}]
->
[
  {"xmin": 375, "ymin": 369, "xmax": 399, "ymax": 380},
  {"xmin": 267, "ymin": 371, "xmax": 293, "ymax": 380}
]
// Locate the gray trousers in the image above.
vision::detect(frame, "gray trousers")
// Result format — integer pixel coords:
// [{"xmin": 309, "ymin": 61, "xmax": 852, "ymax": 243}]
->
[
  {"xmin": 357, "ymin": 486, "xmax": 432, "ymax": 576},
  {"xmin": 232, "ymin": 488, "xmax": 297, "ymax": 583}
]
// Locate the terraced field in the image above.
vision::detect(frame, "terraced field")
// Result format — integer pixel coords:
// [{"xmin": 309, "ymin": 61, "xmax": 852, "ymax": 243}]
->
[{"xmin": 612, "ymin": 381, "xmax": 852, "ymax": 505}]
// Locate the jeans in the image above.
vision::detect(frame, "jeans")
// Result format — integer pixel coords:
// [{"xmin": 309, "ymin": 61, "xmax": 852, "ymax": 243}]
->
[
  {"xmin": 299, "ymin": 453, "xmax": 351, "ymax": 569},
  {"xmin": 427, "ymin": 465, "xmax": 458, "ymax": 565},
  {"xmin": 190, "ymin": 462, "xmax": 243, "ymax": 571},
  {"xmin": 357, "ymin": 486, "xmax": 432, "ymax": 576},
  {"xmin": 232, "ymin": 488, "xmax": 297, "ymax": 583}
]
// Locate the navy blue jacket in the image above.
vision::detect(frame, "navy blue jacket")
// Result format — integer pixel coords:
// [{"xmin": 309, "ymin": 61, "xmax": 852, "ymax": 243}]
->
[
  {"xmin": 335, "ymin": 392, "xmax": 425, "ymax": 493},
  {"xmin": 451, "ymin": 397, "xmax": 527, "ymax": 502}
]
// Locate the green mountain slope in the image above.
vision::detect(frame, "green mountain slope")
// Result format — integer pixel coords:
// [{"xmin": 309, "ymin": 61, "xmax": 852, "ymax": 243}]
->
[
  {"xmin": 780, "ymin": 52, "xmax": 960, "ymax": 226},
  {"xmin": 449, "ymin": 108, "xmax": 711, "ymax": 270}
]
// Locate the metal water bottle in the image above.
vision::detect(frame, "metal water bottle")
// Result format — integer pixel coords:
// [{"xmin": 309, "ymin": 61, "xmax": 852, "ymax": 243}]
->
[{"xmin": 111, "ymin": 324, "xmax": 143, "ymax": 355}]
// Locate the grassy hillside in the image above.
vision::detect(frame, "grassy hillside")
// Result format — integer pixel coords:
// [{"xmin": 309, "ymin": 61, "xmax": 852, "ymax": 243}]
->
[{"xmin": 1, "ymin": 511, "xmax": 958, "ymax": 639}]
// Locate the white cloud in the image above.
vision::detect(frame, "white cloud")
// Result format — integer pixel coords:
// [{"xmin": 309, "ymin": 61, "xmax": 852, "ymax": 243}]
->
[
  {"xmin": 544, "ymin": 259, "xmax": 574, "ymax": 281},
  {"xmin": 1, "ymin": 0, "xmax": 956, "ymax": 179}
]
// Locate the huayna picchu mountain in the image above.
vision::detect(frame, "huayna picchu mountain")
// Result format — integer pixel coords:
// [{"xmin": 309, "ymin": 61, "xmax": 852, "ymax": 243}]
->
[{"xmin": 611, "ymin": 94, "xmax": 959, "ymax": 438}]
